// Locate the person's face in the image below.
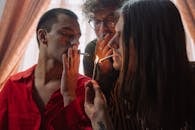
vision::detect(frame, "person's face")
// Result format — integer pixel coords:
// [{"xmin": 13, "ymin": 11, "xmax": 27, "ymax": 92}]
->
[
  {"xmin": 46, "ymin": 14, "xmax": 81, "ymax": 63},
  {"xmin": 108, "ymin": 15, "xmax": 123, "ymax": 70},
  {"xmin": 89, "ymin": 7, "xmax": 118, "ymax": 39}
]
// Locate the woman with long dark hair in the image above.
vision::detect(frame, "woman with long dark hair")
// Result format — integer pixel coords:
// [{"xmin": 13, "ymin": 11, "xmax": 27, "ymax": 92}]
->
[{"xmin": 84, "ymin": 0, "xmax": 195, "ymax": 129}]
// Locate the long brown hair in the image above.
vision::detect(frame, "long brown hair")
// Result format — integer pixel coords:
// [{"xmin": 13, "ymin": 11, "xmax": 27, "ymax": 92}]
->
[{"xmin": 111, "ymin": 0, "xmax": 195, "ymax": 129}]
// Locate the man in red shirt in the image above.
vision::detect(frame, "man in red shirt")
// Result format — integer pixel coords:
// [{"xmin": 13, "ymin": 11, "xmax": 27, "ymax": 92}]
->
[{"xmin": 0, "ymin": 8, "xmax": 92, "ymax": 130}]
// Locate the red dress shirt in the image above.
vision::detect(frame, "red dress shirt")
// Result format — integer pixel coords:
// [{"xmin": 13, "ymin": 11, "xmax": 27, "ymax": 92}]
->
[{"xmin": 0, "ymin": 66, "xmax": 92, "ymax": 130}]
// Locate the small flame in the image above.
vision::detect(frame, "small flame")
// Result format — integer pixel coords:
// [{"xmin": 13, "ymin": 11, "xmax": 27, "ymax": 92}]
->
[
  {"xmin": 92, "ymin": 55, "xmax": 99, "ymax": 80},
  {"xmin": 95, "ymin": 55, "xmax": 99, "ymax": 63}
]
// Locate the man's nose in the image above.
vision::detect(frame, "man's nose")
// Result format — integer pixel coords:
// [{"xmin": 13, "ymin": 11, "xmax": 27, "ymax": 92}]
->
[{"xmin": 99, "ymin": 21, "xmax": 110, "ymax": 33}]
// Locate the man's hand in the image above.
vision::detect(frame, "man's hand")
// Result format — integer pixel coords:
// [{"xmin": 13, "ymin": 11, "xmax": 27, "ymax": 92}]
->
[
  {"xmin": 60, "ymin": 45, "xmax": 80, "ymax": 107},
  {"xmin": 95, "ymin": 34, "xmax": 114, "ymax": 74}
]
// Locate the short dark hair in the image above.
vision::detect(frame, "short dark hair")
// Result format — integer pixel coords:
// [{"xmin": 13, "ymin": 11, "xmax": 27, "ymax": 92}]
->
[
  {"xmin": 82, "ymin": 0, "xmax": 125, "ymax": 18},
  {"xmin": 36, "ymin": 8, "xmax": 78, "ymax": 46}
]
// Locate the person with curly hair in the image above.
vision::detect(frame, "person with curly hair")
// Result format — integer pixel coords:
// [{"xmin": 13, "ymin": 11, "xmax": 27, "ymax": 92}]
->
[{"xmin": 82, "ymin": 0, "xmax": 126, "ymax": 102}]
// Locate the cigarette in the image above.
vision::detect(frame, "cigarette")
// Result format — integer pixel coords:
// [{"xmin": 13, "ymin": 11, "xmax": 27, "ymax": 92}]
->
[
  {"xmin": 99, "ymin": 54, "xmax": 114, "ymax": 63},
  {"xmin": 79, "ymin": 52, "xmax": 90, "ymax": 56}
]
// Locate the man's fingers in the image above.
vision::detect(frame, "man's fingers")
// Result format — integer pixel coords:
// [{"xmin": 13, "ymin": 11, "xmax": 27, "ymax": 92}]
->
[
  {"xmin": 66, "ymin": 46, "xmax": 80, "ymax": 71},
  {"xmin": 72, "ymin": 46, "xmax": 80, "ymax": 69},
  {"xmin": 102, "ymin": 46, "xmax": 111, "ymax": 56},
  {"xmin": 102, "ymin": 34, "xmax": 111, "ymax": 45},
  {"xmin": 98, "ymin": 34, "xmax": 111, "ymax": 48},
  {"xmin": 62, "ymin": 54, "xmax": 67, "ymax": 70},
  {"xmin": 61, "ymin": 55, "xmax": 67, "ymax": 93},
  {"xmin": 68, "ymin": 48, "xmax": 72, "ymax": 70}
]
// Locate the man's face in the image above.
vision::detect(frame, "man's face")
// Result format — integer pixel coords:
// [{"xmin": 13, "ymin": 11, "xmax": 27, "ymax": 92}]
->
[
  {"xmin": 46, "ymin": 14, "xmax": 81, "ymax": 63},
  {"xmin": 89, "ymin": 8, "xmax": 118, "ymax": 39}
]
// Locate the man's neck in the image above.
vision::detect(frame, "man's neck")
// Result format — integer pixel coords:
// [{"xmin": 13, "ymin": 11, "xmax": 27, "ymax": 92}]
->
[
  {"xmin": 35, "ymin": 58, "xmax": 63, "ymax": 85},
  {"xmin": 34, "ymin": 58, "xmax": 63, "ymax": 106},
  {"xmin": 45, "ymin": 59, "xmax": 63, "ymax": 82}
]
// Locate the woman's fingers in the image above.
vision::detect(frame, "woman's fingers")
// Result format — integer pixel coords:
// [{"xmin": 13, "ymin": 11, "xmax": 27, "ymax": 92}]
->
[
  {"xmin": 85, "ymin": 80, "xmax": 106, "ymax": 106},
  {"xmin": 85, "ymin": 81, "xmax": 95, "ymax": 104}
]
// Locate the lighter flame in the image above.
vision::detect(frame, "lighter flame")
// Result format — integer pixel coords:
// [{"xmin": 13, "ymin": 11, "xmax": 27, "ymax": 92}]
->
[
  {"xmin": 92, "ymin": 55, "xmax": 99, "ymax": 80},
  {"xmin": 95, "ymin": 55, "xmax": 99, "ymax": 63}
]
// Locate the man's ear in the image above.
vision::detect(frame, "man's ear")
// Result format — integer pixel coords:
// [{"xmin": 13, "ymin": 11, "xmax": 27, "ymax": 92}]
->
[{"xmin": 37, "ymin": 29, "xmax": 48, "ymax": 45}]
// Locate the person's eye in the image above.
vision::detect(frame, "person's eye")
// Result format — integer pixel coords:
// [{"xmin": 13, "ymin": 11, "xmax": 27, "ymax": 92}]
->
[
  {"xmin": 106, "ymin": 15, "xmax": 115, "ymax": 21},
  {"xmin": 59, "ymin": 31, "xmax": 66, "ymax": 36},
  {"xmin": 67, "ymin": 34, "xmax": 74, "ymax": 39},
  {"xmin": 94, "ymin": 19, "xmax": 101, "ymax": 25},
  {"xmin": 106, "ymin": 18, "xmax": 114, "ymax": 21},
  {"xmin": 59, "ymin": 31, "xmax": 72, "ymax": 38}
]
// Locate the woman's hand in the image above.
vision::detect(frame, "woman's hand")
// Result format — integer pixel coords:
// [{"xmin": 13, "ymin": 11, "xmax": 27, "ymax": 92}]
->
[
  {"xmin": 84, "ymin": 80, "xmax": 106, "ymax": 120},
  {"xmin": 60, "ymin": 45, "xmax": 80, "ymax": 107},
  {"xmin": 84, "ymin": 80, "xmax": 113, "ymax": 130}
]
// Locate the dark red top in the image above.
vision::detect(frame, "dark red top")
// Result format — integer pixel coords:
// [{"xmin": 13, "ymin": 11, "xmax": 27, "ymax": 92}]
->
[{"xmin": 0, "ymin": 66, "xmax": 92, "ymax": 130}]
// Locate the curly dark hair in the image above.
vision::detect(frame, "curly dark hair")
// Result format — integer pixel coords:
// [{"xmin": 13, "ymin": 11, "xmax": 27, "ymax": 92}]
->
[{"xmin": 82, "ymin": 0, "xmax": 125, "ymax": 18}]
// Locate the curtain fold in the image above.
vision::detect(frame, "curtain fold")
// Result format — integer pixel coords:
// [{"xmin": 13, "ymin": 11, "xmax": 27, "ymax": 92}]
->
[{"xmin": 0, "ymin": 0, "xmax": 50, "ymax": 89}]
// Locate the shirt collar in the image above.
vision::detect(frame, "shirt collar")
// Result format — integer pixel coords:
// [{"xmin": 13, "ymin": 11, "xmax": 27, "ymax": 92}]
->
[{"xmin": 11, "ymin": 65, "xmax": 36, "ymax": 81}]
